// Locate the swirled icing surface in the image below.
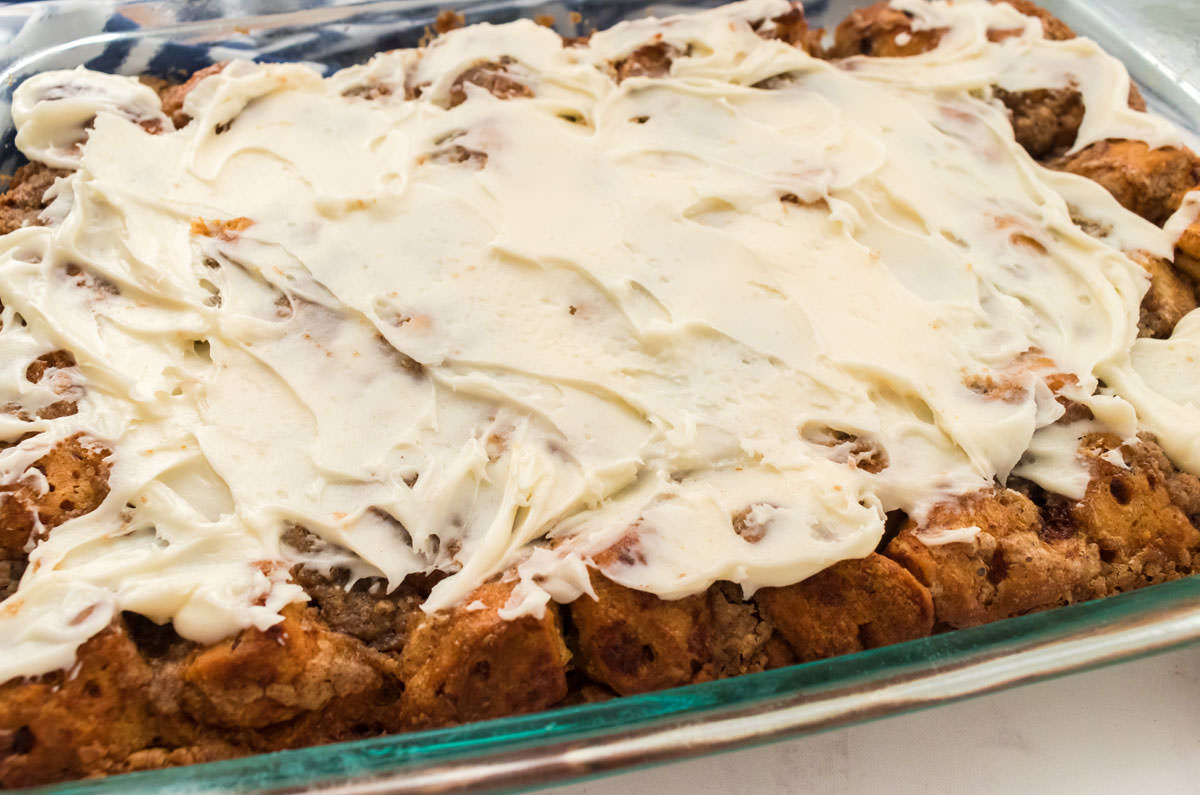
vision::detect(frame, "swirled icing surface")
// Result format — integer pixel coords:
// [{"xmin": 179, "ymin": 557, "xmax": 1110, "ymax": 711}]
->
[{"xmin": 0, "ymin": 0, "xmax": 1196, "ymax": 681}]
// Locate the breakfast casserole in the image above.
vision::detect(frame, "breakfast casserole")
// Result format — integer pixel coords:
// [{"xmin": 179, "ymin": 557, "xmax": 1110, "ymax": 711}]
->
[{"xmin": 3, "ymin": 0, "xmax": 1200, "ymax": 785}]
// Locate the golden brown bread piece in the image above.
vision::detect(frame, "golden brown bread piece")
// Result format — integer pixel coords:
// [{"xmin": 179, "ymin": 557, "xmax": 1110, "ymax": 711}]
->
[
  {"xmin": 142, "ymin": 605, "xmax": 405, "ymax": 752},
  {"xmin": 885, "ymin": 488, "xmax": 1103, "ymax": 628},
  {"xmin": 614, "ymin": 43, "xmax": 680, "ymax": 82},
  {"xmin": 826, "ymin": 0, "xmax": 1071, "ymax": 60},
  {"xmin": 148, "ymin": 575, "xmax": 570, "ymax": 742},
  {"xmin": 1, "ymin": 604, "xmax": 408, "ymax": 785},
  {"xmin": 0, "ymin": 510, "xmax": 32, "ymax": 601},
  {"xmin": 167, "ymin": 604, "xmax": 404, "ymax": 743},
  {"xmin": 993, "ymin": 86, "xmax": 1084, "ymax": 161},
  {"xmin": 826, "ymin": 2, "xmax": 946, "ymax": 58},
  {"xmin": 612, "ymin": 6, "xmax": 819, "ymax": 84},
  {"xmin": 569, "ymin": 572, "xmax": 712, "ymax": 695},
  {"xmin": 0, "ymin": 162, "xmax": 65, "ymax": 235},
  {"xmin": 995, "ymin": 84, "xmax": 1147, "ymax": 164},
  {"xmin": 0, "ymin": 621, "xmax": 159, "ymax": 789},
  {"xmin": 158, "ymin": 62, "xmax": 227, "ymax": 128},
  {"xmin": 1170, "ymin": 218, "xmax": 1200, "ymax": 316},
  {"xmin": 0, "ymin": 434, "xmax": 110, "ymax": 600},
  {"xmin": 1131, "ymin": 251, "xmax": 1198, "ymax": 338},
  {"xmin": 755, "ymin": 5, "xmax": 823, "ymax": 54},
  {"xmin": 398, "ymin": 578, "xmax": 571, "ymax": 727},
  {"xmin": 446, "ymin": 59, "xmax": 533, "ymax": 108},
  {"xmin": 755, "ymin": 553, "xmax": 934, "ymax": 660},
  {"xmin": 1175, "ymin": 221, "xmax": 1200, "ymax": 284},
  {"xmin": 1053, "ymin": 140, "xmax": 1200, "ymax": 226},
  {"xmin": 26, "ymin": 435, "xmax": 109, "ymax": 527},
  {"xmin": 0, "ymin": 490, "xmax": 36, "ymax": 600},
  {"xmin": 887, "ymin": 434, "xmax": 1200, "ymax": 628},
  {"xmin": 570, "ymin": 573, "xmax": 793, "ymax": 695},
  {"xmin": 823, "ymin": 2, "xmax": 1156, "ymax": 166},
  {"xmin": 1065, "ymin": 434, "xmax": 1200, "ymax": 592}
]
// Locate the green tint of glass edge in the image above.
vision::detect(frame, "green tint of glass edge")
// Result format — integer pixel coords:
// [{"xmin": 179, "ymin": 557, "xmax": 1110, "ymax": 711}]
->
[{"xmin": 27, "ymin": 576, "xmax": 1200, "ymax": 794}]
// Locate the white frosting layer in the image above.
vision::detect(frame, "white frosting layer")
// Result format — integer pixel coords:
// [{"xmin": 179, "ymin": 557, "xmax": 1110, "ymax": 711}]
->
[{"xmin": 0, "ymin": 0, "xmax": 1194, "ymax": 681}]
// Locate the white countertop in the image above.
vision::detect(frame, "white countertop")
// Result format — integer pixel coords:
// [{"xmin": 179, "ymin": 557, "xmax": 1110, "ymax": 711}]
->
[{"xmin": 548, "ymin": 643, "xmax": 1200, "ymax": 794}]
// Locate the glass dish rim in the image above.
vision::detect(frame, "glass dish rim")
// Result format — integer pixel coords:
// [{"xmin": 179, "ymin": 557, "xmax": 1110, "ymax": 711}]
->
[
  {"xmin": 35, "ymin": 576, "xmax": 1200, "ymax": 794},
  {"xmin": 1, "ymin": 0, "xmax": 1199, "ymax": 791}
]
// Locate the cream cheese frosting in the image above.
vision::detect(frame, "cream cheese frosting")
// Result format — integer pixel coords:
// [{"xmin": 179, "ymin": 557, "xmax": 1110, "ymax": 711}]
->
[{"xmin": 0, "ymin": 0, "xmax": 1196, "ymax": 681}]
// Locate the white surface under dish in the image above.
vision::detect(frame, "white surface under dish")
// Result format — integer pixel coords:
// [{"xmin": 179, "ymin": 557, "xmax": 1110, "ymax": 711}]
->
[{"xmin": 552, "ymin": 643, "xmax": 1200, "ymax": 795}]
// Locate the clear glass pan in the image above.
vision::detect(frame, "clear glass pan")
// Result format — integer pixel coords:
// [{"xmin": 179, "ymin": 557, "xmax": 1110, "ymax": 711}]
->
[{"xmin": 1, "ymin": 0, "xmax": 1198, "ymax": 791}]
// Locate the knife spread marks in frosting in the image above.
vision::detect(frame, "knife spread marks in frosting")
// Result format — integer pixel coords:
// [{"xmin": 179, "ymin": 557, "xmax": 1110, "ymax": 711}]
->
[{"xmin": 0, "ymin": 0, "xmax": 1196, "ymax": 680}]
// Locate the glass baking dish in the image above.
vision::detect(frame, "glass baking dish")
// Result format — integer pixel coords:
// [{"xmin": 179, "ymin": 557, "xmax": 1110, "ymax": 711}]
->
[{"xmin": 2, "ymin": 0, "xmax": 1199, "ymax": 791}]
